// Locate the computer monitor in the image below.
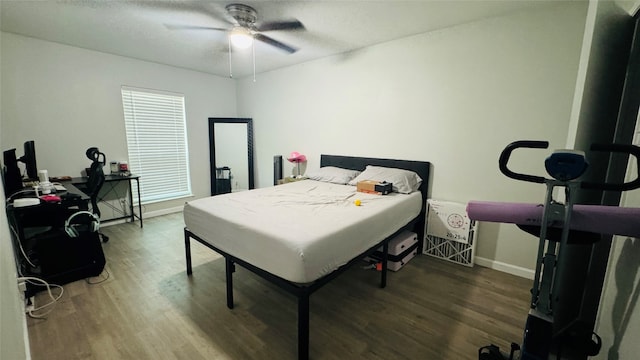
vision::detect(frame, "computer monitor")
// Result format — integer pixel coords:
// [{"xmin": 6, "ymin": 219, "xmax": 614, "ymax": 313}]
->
[
  {"xmin": 2, "ymin": 148, "xmax": 23, "ymax": 196},
  {"xmin": 19, "ymin": 140, "xmax": 38, "ymax": 180},
  {"xmin": 1, "ymin": 140, "xmax": 38, "ymax": 196}
]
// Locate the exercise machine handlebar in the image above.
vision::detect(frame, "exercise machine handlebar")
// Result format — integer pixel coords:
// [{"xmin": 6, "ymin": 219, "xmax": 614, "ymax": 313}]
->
[
  {"xmin": 580, "ymin": 143, "xmax": 640, "ymax": 191},
  {"xmin": 498, "ymin": 140, "xmax": 549, "ymax": 184},
  {"xmin": 499, "ymin": 140, "xmax": 640, "ymax": 191}
]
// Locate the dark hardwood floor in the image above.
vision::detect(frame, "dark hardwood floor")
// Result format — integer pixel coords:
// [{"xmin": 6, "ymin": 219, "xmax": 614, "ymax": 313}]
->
[{"xmin": 27, "ymin": 212, "xmax": 531, "ymax": 359}]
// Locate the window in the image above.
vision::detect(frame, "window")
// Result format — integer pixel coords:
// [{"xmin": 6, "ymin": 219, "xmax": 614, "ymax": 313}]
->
[{"xmin": 121, "ymin": 86, "xmax": 192, "ymax": 203}]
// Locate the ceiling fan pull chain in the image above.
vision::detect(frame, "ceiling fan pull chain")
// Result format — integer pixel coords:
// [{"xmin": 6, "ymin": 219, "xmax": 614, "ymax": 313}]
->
[
  {"xmin": 228, "ymin": 36, "xmax": 233, "ymax": 78},
  {"xmin": 252, "ymin": 40, "xmax": 256, "ymax": 82}
]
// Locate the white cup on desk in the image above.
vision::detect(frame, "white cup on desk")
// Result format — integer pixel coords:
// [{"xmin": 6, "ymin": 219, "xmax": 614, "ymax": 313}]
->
[
  {"xmin": 38, "ymin": 169, "xmax": 49, "ymax": 183},
  {"xmin": 37, "ymin": 170, "xmax": 53, "ymax": 194}
]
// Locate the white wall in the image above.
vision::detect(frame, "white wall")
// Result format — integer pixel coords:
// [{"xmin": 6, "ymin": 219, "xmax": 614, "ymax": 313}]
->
[
  {"xmin": 0, "ymin": 32, "xmax": 238, "ymax": 213},
  {"xmin": 0, "ymin": 22, "xmax": 29, "ymax": 360},
  {"xmin": 237, "ymin": 2, "xmax": 588, "ymax": 273},
  {"xmin": 0, "ymin": 187, "xmax": 29, "ymax": 360},
  {"xmin": 0, "ymin": 33, "xmax": 238, "ymax": 359},
  {"xmin": 615, "ymin": 0, "xmax": 640, "ymax": 15}
]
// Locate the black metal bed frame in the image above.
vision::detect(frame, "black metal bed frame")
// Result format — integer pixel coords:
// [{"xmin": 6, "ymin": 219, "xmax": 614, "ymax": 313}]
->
[
  {"xmin": 184, "ymin": 226, "xmax": 398, "ymax": 360},
  {"xmin": 183, "ymin": 155, "xmax": 431, "ymax": 359}
]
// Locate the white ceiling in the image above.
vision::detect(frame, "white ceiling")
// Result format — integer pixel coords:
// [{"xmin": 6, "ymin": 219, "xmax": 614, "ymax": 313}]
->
[{"xmin": 1, "ymin": 0, "xmax": 556, "ymax": 78}]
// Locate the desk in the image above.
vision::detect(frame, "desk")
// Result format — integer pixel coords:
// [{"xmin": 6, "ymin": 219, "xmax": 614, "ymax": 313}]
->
[
  {"xmin": 6, "ymin": 189, "xmax": 105, "ymax": 294},
  {"xmin": 56, "ymin": 182, "xmax": 91, "ymax": 210},
  {"xmin": 70, "ymin": 174, "xmax": 143, "ymax": 228},
  {"xmin": 7, "ymin": 184, "xmax": 90, "ymax": 234}
]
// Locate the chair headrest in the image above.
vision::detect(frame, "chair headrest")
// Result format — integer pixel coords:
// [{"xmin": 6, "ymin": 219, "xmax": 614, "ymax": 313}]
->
[{"xmin": 85, "ymin": 147, "xmax": 106, "ymax": 165}]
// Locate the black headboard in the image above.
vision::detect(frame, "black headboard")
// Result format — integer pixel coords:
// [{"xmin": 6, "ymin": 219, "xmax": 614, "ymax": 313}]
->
[{"xmin": 320, "ymin": 154, "xmax": 432, "ymax": 244}]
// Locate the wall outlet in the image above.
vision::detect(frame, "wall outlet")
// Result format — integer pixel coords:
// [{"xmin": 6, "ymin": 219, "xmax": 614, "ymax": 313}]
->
[
  {"xmin": 18, "ymin": 280, "xmax": 27, "ymax": 293},
  {"xmin": 18, "ymin": 280, "xmax": 27, "ymax": 302},
  {"xmin": 17, "ymin": 280, "xmax": 34, "ymax": 313}
]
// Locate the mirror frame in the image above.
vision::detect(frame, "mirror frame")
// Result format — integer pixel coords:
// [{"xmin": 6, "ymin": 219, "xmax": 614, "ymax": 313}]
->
[{"xmin": 208, "ymin": 117, "xmax": 255, "ymax": 195}]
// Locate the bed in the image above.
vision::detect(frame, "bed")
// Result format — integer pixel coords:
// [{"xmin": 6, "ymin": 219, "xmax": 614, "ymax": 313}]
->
[{"xmin": 183, "ymin": 154, "xmax": 431, "ymax": 359}]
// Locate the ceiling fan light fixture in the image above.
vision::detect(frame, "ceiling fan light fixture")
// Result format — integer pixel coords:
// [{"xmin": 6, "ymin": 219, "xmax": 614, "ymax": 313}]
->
[{"xmin": 229, "ymin": 26, "xmax": 253, "ymax": 49}]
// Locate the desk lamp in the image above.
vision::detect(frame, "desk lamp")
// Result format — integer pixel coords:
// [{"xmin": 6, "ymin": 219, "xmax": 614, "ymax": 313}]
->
[{"xmin": 287, "ymin": 151, "xmax": 306, "ymax": 178}]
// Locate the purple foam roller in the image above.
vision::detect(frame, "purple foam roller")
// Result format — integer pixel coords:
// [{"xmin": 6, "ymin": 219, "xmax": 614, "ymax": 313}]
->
[{"xmin": 466, "ymin": 200, "xmax": 640, "ymax": 238}]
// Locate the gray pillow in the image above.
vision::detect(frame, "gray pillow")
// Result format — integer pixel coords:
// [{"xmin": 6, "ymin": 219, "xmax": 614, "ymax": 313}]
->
[{"xmin": 306, "ymin": 166, "xmax": 362, "ymax": 185}]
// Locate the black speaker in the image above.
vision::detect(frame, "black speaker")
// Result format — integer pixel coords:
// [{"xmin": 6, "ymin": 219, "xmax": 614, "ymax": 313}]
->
[
  {"xmin": 274, "ymin": 155, "xmax": 283, "ymax": 185},
  {"xmin": 26, "ymin": 227, "xmax": 106, "ymax": 297}
]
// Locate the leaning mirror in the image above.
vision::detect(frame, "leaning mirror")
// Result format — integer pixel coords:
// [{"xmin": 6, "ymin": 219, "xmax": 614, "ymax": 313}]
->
[{"xmin": 209, "ymin": 118, "xmax": 255, "ymax": 195}]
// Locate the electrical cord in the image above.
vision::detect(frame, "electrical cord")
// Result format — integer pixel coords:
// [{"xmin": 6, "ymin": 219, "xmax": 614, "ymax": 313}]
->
[
  {"xmin": 6, "ymin": 188, "xmax": 37, "ymax": 203},
  {"xmin": 17, "ymin": 276, "xmax": 63, "ymax": 319},
  {"xmin": 95, "ymin": 180, "xmax": 145, "ymax": 219},
  {"xmin": 10, "ymin": 224, "xmax": 37, "ymax": 268},
  {"xmin": 7, "ymin": 189, "xmax": 45, "ymax": 270},
  {"xmin": 85, "ymin": 268, "xmax": 110, "ymax": 285}
]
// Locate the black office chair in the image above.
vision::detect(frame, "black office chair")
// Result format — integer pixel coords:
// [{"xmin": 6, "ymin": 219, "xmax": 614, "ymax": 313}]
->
[{"xmin": 84, "ymin": 147, "xmax": 109, "ymax": 243}]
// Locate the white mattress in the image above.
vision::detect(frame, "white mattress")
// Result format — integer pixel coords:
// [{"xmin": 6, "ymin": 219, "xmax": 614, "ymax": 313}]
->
[{"xmin": 183, "ymin": 180, "xmax": 422, "ymax": 284}]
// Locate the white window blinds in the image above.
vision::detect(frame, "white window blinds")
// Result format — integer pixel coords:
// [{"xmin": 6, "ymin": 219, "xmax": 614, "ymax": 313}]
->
[{"xmin": 121, "ymin": 86, "xmax": 192, "ymax": 204}]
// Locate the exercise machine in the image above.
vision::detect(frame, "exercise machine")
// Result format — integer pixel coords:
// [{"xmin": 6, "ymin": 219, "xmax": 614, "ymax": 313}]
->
[{"xmin": 468, "ymin": 140, "xmax": 640, "ymax": 360}]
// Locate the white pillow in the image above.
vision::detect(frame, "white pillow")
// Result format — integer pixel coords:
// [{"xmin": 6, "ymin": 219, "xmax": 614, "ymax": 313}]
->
[
  {"xmin": 348, "ymin": 165, "xmax": 422, "ymax": 194},
  {"xmin": 306, "ymin": 166, "xmax": 362, "ymax": 185}
]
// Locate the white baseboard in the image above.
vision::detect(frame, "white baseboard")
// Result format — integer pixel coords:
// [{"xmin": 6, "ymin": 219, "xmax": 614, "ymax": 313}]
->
[
  {"xmin": 475, "ymin": 256, "xmax": 535, "ymax": 280},
  {"xmin": 100, "ymin": 206, "xmax": 183, "ymax": 227},
  {"xmin": 143, "ymin": 206, "xmax": 183, "ymax": 218}
]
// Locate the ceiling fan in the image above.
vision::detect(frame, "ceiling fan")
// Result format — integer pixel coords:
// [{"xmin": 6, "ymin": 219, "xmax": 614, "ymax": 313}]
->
[{"xmin": 166, "ymin": 3, "xmax": 305, "ymax": 54}]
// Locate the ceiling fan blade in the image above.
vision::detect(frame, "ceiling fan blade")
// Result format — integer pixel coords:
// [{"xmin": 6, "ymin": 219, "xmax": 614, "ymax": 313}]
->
[
  {"xmin": 164, "ymin": 24, "xmax": 227, "ymax": 32},
  {"xmin": 254, "ymin": 33, "xmax": 298, "ymax": 54},
  {"xmin": 257, "ymin": 20, "xmax": 305, "ymax": 32}
]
